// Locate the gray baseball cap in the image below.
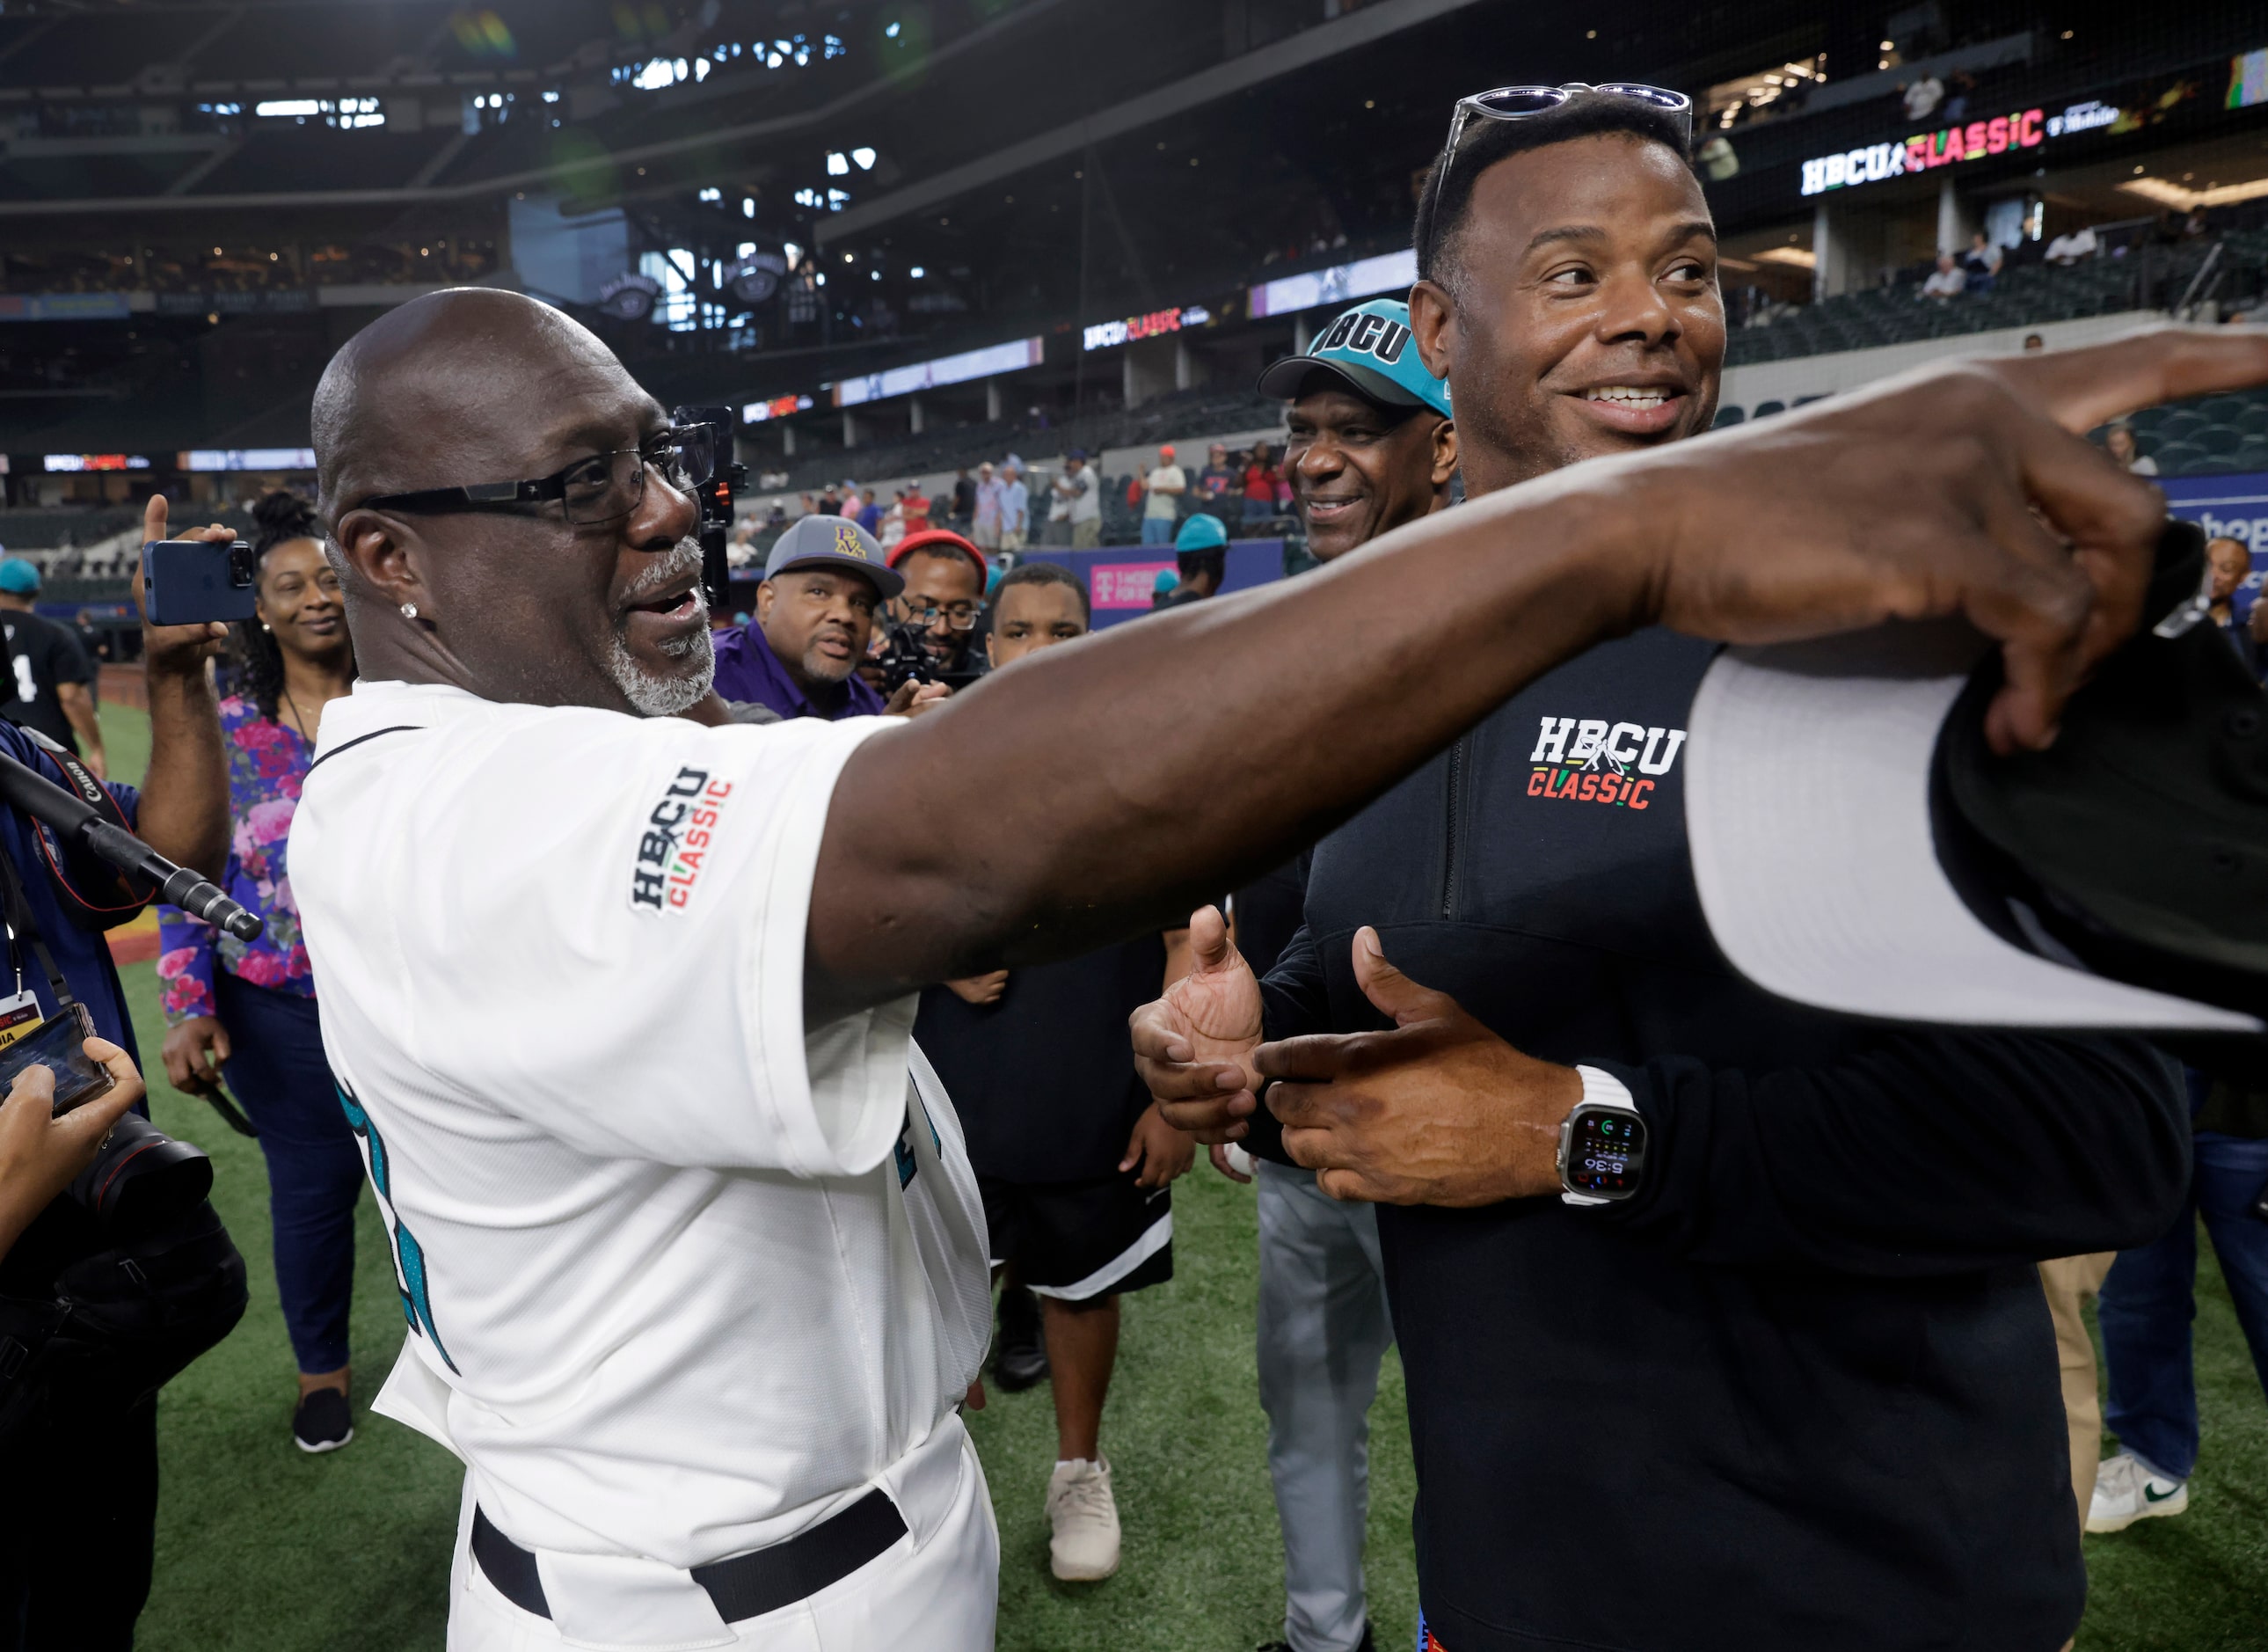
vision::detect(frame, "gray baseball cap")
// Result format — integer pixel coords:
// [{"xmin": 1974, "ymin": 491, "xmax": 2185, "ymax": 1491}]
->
[{"xmin": 762, "ymin": 514, "xmax": 904, "ymax": 598}]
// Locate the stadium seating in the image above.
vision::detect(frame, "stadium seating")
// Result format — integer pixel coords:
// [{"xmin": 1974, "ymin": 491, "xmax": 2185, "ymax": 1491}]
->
[
  {"xmin": 0, "ymin": 505, "xmax": 142, "ymax": 552},
  {"xmin": 765, "ymin": 384, "xmax": 1286, "ymax": 498},
  {"xmin": 2100, "ymin": 384, "xmax": 2268, "ymax": 478},
  {"xmin": 1725, "ymin": 229, "xmax": 2268, "ymax": 370}
]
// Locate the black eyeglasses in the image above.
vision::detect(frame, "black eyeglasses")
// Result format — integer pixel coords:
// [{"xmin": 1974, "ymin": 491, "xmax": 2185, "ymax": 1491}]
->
[
  {"xmin": 1420, "ymin": 83, "xmax": 1695, "ymax": 266},
  {"xmin": 895, "ymin": 596, "xmax": 981, "ymax": 631},
  {"xmin": 354, "ymin": 425, "xmax": 717, "ymax": 527}
]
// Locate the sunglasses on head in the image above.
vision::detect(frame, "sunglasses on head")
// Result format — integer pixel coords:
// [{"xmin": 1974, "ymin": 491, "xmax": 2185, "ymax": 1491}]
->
[{"xmin": 1421, "ymin": 83, "xmax": 1695, "ymax": 266}]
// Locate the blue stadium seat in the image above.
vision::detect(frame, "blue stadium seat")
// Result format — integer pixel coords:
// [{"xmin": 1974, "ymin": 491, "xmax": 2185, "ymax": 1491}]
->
[
  {"xmin": 2193, "ymin": 426, "xmax": 2242, "ymax": 457},
  {"xmin": 1712, "ymin": 406, "xmax": 1746, "ymax": 428},
  {"xmin": 1753, "ymin": 400, "xmax": 1786, "ymax": 418}
]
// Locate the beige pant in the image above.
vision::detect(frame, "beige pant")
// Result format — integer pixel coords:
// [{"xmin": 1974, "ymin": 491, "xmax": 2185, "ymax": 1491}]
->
[
  {"xmin": 2039, "ymin": 1252, "xmax": 2118, "ymax": 1533},
  {"xmin": 1072, "ymin": 519, "xmax": 1102, "ymax": 548}
]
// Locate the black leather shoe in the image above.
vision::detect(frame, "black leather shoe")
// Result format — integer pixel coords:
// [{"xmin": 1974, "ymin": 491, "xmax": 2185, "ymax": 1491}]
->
[{"xmin": 992, "ymin": 1283, "xmax": 1049, "ymax": 1392}]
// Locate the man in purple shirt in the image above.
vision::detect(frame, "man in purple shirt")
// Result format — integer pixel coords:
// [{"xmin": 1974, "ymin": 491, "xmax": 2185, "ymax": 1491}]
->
[{"xmin": 709, "ymin": 515, "xmax": 903, "ymax": 720}]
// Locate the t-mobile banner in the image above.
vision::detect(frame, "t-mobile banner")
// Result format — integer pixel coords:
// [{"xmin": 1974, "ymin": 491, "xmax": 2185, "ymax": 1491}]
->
[
  {"xmin": 2162, "ymin": 471, "xmax": 2268, "ymax": 621},
  {"xmin": 1025, "ymin": 540, "xmax": 1283, "ymax": 629}
]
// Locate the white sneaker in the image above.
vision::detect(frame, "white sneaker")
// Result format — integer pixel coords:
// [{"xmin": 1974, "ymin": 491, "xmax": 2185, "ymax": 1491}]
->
[
  {"xmin": 2087, "ymin": 1451, "xmax": 2189, "ymax": 1533},
  {"xmin": 1045, "ymin": 1457, "xmax": 1121, "ymax": 1581}
]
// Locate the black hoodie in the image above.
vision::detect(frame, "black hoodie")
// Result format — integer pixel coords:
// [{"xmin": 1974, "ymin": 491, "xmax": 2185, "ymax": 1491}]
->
[{"xmin": 1257, "ymin": 625, "xmax": 2187, "ymax": 1652}]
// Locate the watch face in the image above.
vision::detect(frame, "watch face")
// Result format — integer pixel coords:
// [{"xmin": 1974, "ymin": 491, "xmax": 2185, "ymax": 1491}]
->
[{"xmin": 1566, "ymin": 1107, "xmax": 1647, "ymax": 1199}]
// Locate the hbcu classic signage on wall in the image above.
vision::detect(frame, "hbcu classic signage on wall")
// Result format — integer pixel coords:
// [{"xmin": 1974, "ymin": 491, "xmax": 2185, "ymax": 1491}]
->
[{"xmin": 1799, "ymin": 107, "xmax": 2048, "ymax": 196}]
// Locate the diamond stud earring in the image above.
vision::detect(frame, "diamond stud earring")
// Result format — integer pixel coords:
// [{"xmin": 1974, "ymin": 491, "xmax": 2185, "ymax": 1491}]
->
[{"xmin": 400, "ymin": 603, "xmax": 419, "ymax": 619}]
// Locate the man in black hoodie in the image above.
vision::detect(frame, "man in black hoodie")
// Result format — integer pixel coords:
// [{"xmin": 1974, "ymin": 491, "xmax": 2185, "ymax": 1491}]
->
[{"xmin": 1134, "ymin": 89, "xmax": 2190, "ymax": 1652}]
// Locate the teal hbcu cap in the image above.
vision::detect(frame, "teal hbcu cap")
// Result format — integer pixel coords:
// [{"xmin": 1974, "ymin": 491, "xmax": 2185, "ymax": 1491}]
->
[
  {"xmin": 1175, "ymin": 513, "xmax": 1230, "ymax": 552},
  {"xmin": 0, "ymin": 558, "xmax": 40, "ymax": 596},
  {"xmin": 1256, "ymin": 298, "xmax": 1451, "ymax": 418}
]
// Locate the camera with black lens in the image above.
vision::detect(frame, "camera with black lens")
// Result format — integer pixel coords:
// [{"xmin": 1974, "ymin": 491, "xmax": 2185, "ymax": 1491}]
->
[
  {"xmin": 671, "ymin": 403, "xmax": 747, "ymax": 614},
  {"xmin": 69, "ymin": 1113, "xmax": 215, "ymax": 1234},
  {"xmin": 872, "ymin": 620, "xmax": 937, "ymax": 694}
]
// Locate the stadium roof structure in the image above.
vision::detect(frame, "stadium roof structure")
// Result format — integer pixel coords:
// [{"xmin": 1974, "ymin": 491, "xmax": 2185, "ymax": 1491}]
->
[{"xmin": 0, "ymin": 0, "xmax": 2257, "ymax": 462}]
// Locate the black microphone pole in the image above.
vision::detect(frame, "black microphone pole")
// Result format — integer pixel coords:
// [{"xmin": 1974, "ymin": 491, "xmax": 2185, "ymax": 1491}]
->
[{"xmin": 0, "ymin": 749, "xmax": 262, "ymax": 942}]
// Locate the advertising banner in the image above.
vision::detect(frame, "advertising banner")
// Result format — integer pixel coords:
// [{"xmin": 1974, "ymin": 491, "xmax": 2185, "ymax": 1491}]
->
[
  {"xmin": 1024, "ymin": 539, "xmax": 1283, "ymax": 630},
  {"xmin": 2163, "ymin": 471, "xmax": 2268, "ymax": 621}
]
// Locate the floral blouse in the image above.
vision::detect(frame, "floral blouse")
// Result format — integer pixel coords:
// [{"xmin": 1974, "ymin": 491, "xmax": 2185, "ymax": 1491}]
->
[{"xmin": 157, "ymin": 695, "xmax": 317, "ymax": 1021}]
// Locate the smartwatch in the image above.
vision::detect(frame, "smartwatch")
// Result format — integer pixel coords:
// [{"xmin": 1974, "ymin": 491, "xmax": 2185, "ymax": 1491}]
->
[{"xmin": 1556, "ymin": 1066, "xmax": 1649, "ymax": 1206}]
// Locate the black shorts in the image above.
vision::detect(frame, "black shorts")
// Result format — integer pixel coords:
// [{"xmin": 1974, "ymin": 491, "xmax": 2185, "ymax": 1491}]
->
[{"xmin": 981, "ymin": 1168, "xmax": 1173, "ymax": 1302}]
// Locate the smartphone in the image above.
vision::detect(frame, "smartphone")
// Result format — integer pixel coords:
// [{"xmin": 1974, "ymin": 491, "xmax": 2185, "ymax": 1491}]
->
[
  {"xmin": 142, "ymin": 537, "xmax": 257, "ymax": 628},
  {"xmin": 0, "ymin": 1002, "xmax": 116, "ymax": 1116}
]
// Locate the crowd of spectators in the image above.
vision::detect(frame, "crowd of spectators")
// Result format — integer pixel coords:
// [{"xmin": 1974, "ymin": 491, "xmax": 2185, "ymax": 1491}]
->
[{"xmin": 729, "ymin": 432, "xmax": 1298, "ymax": 569}]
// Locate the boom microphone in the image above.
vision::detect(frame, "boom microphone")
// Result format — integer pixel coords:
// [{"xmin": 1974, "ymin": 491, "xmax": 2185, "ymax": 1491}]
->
[{"xmin": 0, "ymin": 750, "xmax": 262, "ymax": 942}]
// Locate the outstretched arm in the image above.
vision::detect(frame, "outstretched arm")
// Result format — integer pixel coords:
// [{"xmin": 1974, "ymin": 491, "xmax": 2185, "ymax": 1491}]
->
[
  {"xmin": 807, "ymin": 329, "xmax": 2268, "ymax": 1018},
  {"xmin": 132, "ymin": 495, "xmax": 231, "ymax": 880}
]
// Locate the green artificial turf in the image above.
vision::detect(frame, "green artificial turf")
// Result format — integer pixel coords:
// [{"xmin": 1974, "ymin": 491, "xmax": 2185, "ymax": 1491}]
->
[
  {"xmin": 97, "ymin": 696, "xmax": 152, "ymax": 790},
  {"xmin": 84, "ymin": 701, "xmax": 2268, "ymax": 1651}
]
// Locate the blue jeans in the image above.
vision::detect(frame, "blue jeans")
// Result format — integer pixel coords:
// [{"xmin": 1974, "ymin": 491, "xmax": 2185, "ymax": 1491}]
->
[
  {"xmin": 1140, "ymin": 515, "xmax": 1176, "ymax": 545},
  {"xmin": 2097, "ymin": 1130, "xmax": 2268, "ymax": 1480},
  {"xmin": 216, "ymin": 972, "xmax": 364, "ymax": 1374}
]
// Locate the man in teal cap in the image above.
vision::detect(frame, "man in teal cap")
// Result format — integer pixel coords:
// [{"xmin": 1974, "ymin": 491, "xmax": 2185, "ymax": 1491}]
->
[
  {"xmin": 1156, "ymin": 512, "xmax": 1229, "ymax": 611},
  {"xmin": 0, "ymin": 553, "xmax": 106, "ymax": 772},
  {"xmin": 1219, "ymin": 296, "xmax": 1457, "ymax": 1652},
  {"xmin": 1258, "ymin": 296, "xmax": 1456, "ymax": 562}
]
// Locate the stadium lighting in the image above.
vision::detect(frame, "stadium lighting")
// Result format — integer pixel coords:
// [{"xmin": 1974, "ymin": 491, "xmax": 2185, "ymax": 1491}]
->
[
  {"xmin": 694, "ymin": 57, "xmax": 710, "ymax": 81},
  {"xmin": 743, "ymin": 197, "xmax": 756, "ymax": 217},
  {"xmin": 699, "ymin": 187, "xmax": 722, "ymax": 201},
  {"xmin": 910, "ymin": 266, "xmax": 925, "ymax": 278},
  {"xmin": 255, "ymin": 99, "xmax": 322, "ymax": 117},
  {"xmin": 827, "ymin": 152, "xmax": 850, "ymax": 176},
  {"xmin": 850, "ymin": 147, "xmax": 877, "ymax": 171},
  {"xmin": 886, "ymin": 20, "xmax": 902, "ymax": 38}
]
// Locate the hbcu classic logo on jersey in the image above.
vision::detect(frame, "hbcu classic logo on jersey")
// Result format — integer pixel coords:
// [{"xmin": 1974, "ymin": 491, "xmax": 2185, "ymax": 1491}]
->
[
  {"xmin": 630, "ymin": 764, "xmax": 738, "ymax": 912},
  {"xmin": 1525, "ymin": 714, "xmax": 1687, "ymax": 809}
]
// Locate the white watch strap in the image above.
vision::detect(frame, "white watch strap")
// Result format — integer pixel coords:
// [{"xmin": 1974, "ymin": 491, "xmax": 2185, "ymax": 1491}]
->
[
  {"xmin": 1560, "ymin": 1065, "xmax": 1641, "ymax": 1206},
  {"xmin": 1574, "ymin": 1065, "xmax": 1638, "ymax": 1113}
]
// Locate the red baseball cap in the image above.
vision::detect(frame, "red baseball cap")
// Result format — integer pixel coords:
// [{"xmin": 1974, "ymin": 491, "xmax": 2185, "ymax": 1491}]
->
[{"xmin": 887, "ymin": 528, "xmax": 989, "ymax": 585}]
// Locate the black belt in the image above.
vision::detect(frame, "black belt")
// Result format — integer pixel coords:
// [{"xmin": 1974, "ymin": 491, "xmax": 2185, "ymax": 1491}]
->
[{"xmin": 471, "ymin": 1489, "xmax": 908, "ymax": 1625}]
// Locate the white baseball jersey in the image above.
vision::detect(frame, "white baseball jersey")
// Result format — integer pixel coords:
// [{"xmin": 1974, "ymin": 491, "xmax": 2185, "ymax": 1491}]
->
[{"xmin": 290, "ymin": 679, "xmax": 992, "ymax": 1570}]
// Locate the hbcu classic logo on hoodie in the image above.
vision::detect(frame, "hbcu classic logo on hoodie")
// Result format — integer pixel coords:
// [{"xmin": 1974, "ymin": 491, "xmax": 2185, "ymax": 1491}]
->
[{"xmin": 1524, "ymin": 714, "xmax": 1688, "ymax": 810}]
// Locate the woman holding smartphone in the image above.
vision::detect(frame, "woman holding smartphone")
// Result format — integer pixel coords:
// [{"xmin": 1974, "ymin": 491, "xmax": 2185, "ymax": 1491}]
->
[{"xmin": 157, "ymin": 487, "xmax": 361, "ymax": 1454}]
